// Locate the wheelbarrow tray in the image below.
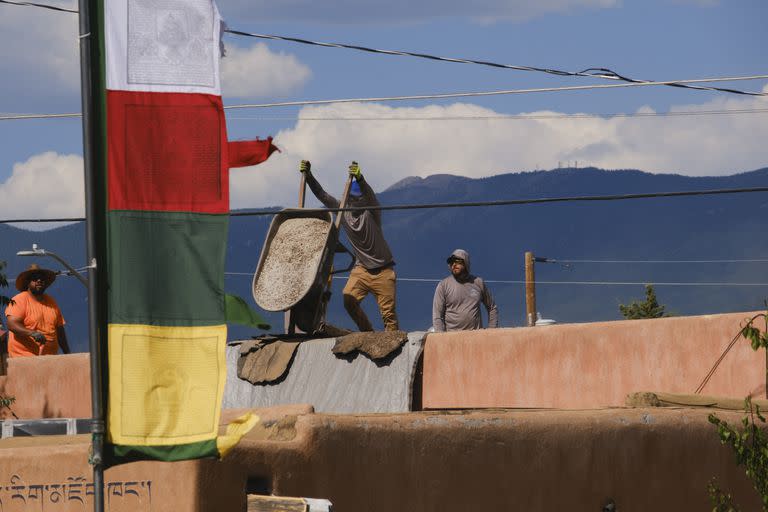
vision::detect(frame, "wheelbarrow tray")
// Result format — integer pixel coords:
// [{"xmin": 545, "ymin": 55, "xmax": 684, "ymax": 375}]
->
[{"xmin": 251, "ymin": 209, "xmax": 339, "ymax": 315}]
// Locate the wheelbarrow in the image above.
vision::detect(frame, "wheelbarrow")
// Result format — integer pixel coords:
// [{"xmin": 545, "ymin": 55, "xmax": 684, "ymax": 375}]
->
[{"xmin": 251, "ymin": 173, "xmax": 356, "ymax": 335}]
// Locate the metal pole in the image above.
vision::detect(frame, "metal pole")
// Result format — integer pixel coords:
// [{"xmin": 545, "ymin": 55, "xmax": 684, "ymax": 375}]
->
[
  {"xmin": 525, "ymin": 252, "xmax": 536, "ymax": 327},
  {"xmin": 77, "ymin": 0, "xmax": 106, "ymax": 511},
  {"xmin": 16, "ymin": 246, "xmax": 88, "ymax": 288}
]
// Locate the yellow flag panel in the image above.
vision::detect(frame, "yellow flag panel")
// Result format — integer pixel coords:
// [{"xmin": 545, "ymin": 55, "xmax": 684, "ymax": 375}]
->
[{"xmin": 107, "ymin": 324, "xmax": 227, "ymax": 446}]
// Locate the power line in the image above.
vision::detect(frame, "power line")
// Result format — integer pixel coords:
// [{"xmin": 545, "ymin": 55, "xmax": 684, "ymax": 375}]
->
[
  {"xmin": 3, "ymin": 185, "xmax": 768, "ymax": 225},
  {"xmin": 0, "ymin": 0, "xmax": 75, "ymax": 13},
  {"xmin": 3, "ymin": 78, "xmax": 767, "ymax": 123},
  {"xmin": 223, "ymin": 28, "xmax": 768, "ymax": 97},
  {"xmin": 0, "ymin": 112, "xmax": 81, "ymax": 121},
  {"xmin": 9, "ymin": 106, "xmax": 768, "ymax": 123},
  {"xmin": 1, "ymin": 0, "xmax": 766, "ymax": 98},
  {"xmin": 14, "ymin": 267, "xmax": 767, "ymax": 286},
  {"xmin": 381, "ymin": 278, "xmax": 768, "ymax": 286},
  {"xmin": 543, "ymin": 258, "xmax": 768, "ymax": 264},
  {"xmin": 226, "ymin": 108, "xmax": 768, "ymax": 121},
  {"xmin": 223, "ymin": 273, "xmax": 768, "ymax": 287},
  {"xmin": 221, "ymin": 77, "xmax": 768, "ymax": 110},
  {"xmin": 383, "ymin": 277, "xmax": 768, "ymax": 286},
  {"xmin": 230, "ymin": 185, "xmax": 768, "ymax": 215},
  {"xmin": 0, "ymin": 216, "xmax": 85, "ymax": 224}
]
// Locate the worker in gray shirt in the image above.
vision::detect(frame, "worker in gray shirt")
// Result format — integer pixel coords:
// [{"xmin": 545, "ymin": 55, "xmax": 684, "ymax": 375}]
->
[
  {"xmin": 432, "ymin": 249, "xmax": 499, "ymax": 332},
  {"xmin": 300, "ymin": 160, "xmax": 399, "ymax": 332}
]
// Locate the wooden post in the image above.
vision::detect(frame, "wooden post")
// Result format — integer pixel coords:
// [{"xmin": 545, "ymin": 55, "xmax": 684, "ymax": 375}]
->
[{"xmin": 525, "ymin": 252, "xmax": 536, "ymax": 327}]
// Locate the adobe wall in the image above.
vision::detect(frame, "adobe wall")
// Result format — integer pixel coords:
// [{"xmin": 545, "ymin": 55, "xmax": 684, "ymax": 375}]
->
[
  {"xmin": 229, "ymin": 407, "xmax": 761, "ymax": 512},
  {"xmin": 0, "ymin": 407, "xmax": 760, "ymax": 512},
  {"xmin": 1, "ymin": 311, "xmax": 764, "ymax": 419},
  {"xmin": 0, "ymin": 354, "xmax": 91, "ymax": 419},
  {"xmin": 0, "ymin": 436, "xmax": 244, "ymax": 511},
  {"xmin": 423, "ymin": 311, "xmax": 766, "ymax": 409}
]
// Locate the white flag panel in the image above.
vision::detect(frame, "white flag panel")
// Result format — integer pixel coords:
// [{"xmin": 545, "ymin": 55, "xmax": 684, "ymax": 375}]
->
[{"xmin": 106, "ymin": 0, "xmax": 222, "ymax": 94}]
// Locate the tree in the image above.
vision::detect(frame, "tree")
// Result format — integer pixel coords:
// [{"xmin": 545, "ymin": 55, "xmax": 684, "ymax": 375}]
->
[
  {"xmin": 0, "ymin": 260, "xmax": 9, "ymax": 308},
  {"xmin": 708, "ymin": 307, "xmax": 768, "ymax": 511},
  {"xmin": 0, "ymin": 262, "xmax": 16, "ymax": 419},
  {"xmin": 619, "ymin": 284, "xmax": 668, "ymax": 320}
]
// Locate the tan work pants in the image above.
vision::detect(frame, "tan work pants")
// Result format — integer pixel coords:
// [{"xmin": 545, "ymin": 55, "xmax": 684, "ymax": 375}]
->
[{"xmin": 342, "ymin": 265, "xmax": 399, "ymax": 332}]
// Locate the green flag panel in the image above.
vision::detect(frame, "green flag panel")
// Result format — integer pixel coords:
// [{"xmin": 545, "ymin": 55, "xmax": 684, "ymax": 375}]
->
[
  {"xmin": 108, "ymin": 439, "xmax": 218, "ymax": 463},
  {"xmin": 108, "ymin": 211, "xmax": 228, "ymax": 326}
]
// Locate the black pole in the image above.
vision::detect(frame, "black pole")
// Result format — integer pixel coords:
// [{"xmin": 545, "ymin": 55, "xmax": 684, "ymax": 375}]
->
[{"xmin": 77, "ymin": 0, "xmax": 106, "ymax": 511}]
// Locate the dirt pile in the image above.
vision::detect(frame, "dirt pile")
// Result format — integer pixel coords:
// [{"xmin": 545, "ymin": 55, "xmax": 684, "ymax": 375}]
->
[{"xmin": 254, "ymin": 217, "xmax": 330, "ymax": 310}]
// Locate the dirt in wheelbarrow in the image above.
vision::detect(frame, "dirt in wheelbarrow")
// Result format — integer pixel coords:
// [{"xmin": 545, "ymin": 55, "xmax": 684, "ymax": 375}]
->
[{"xmin": 254, "ymin": 217, "xmax": 331, "ymax": 310}]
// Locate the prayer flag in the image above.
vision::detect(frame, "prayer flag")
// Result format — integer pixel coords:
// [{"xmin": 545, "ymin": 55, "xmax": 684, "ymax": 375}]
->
[{"xmin": 101, "ymin": 0, "xmax": 276, "ymax": 461}]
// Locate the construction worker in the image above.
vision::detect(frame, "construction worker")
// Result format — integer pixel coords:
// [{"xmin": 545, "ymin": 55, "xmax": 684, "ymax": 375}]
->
[
  {"xmin": 433, "ymin": 249, "xmax": 499, "ymax": 332},
  {"xmin": 299, "ymin": 160, "xmax": 399, "ymax": 332}
]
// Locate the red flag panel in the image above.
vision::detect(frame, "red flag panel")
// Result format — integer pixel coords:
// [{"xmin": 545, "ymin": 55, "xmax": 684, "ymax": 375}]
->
[
  {"xmin": 107, "ymin": 90, "xmax": 229, "ymax": 213},
  {"xmin": 228, "ymin": 138, "xmax": 280, "ymax": 169}
]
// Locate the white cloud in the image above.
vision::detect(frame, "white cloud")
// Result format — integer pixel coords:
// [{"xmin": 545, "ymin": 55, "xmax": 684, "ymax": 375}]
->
[
  {"xmin": 5, "ymin": 89, "xmax": 766, "ymax": 223},
  {"xmin": 221, "ymin": 43, "xmax": 312, "ymax": 98},
  {"xmin": 0, "ymin": 1, "xmax": 80, "ymax": 99},
  {"xmin": 0, "ymin": 152, "xmax": 84, "ymax": 229},
  {"xmin": 230, "ymin": 88, "xmax": 768, "ymax": 209},
  {"xmin": 217, "ymin": 0, "xmax": 619, "ymax": 23}
]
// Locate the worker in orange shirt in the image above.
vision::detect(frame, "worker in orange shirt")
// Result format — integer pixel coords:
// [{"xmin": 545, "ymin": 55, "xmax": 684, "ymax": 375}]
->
[{"xmin": 5, "ymin": 264, "xmax": 71, "ymax": 357}]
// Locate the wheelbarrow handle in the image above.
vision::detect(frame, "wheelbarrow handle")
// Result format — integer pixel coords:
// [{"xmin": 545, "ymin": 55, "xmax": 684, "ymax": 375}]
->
[
  {"xmin": 298, "ymin": 172, "xmax": 307, "ymax": 208},
  {"xmin": 334, "ymin": 175, "xmax": 354, "ymax": 231},
  {"xmin": 330, "ymin": 241, "xmax": 356, "ymax": 275}
]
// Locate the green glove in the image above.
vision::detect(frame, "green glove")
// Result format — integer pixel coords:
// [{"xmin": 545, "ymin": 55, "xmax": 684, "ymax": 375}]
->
[
  {"xmin": 299, "ymin": 160, "xmax": 311, "ymax": 174},
  {"xmin": 348, "ymin": 161, "xmax": 362, "ymax": 179}
]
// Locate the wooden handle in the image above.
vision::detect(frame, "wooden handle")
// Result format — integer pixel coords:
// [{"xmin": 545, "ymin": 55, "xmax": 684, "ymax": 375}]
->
[
  {"xmin": 298, "ymin": 173, "xmax": 307, "ymax": 208},
  {"xmin": 335, "ymin": 175, "xmax": 353, "ymax": 230}
]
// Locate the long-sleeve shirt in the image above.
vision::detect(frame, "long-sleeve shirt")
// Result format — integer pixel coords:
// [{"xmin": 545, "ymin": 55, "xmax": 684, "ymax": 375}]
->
[
  {"xmin": 305, "ymin": 173, "xmax": 394, "ymax": 270},
  {"xmin": 432, "ymin": 274, "xmax": 499, "ymax": 332}
]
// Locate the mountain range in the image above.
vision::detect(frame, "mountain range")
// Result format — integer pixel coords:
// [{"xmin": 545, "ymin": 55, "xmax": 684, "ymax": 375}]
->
[{"xmin": 2, "ymin": 166, "xmax": 767, "ymax": 352}]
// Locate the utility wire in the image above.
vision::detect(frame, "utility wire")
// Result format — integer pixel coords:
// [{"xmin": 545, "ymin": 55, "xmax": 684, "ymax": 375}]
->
[
  {"xmin": 33, "ymin": 271, "xmax": 765, "ymax": 287},
  {"xmin": 6, "ymin": 103, "xmax": 768, "ymax": 123},
  {"xmin": 3, "ymin": 78, "xmax": 767, "ymax": 123},
  {"xmin": 227, "ymin": 107, "xmax": 768, "ymax": 122},
  {"xmin": 0, "ymin": 112, "xmax": 81, "ymax": 121},
  {"xmin": 1, "ymin": 0, "xmax": 766, "ymax": 98},
  {"xmin": 0, "ymin": 0, "xmax": 75, "ymax": 13},
  {"xmin": 1, "ymin": 217, "xmax": 84, "ymax": 224},
  {"xmin": 353, "ymin": 277, "xmax": 768, "ymax": 286},
  {"xmin": 541, "ymin": 258, "xmax": 768, "ymax": 264},
  {"xmin": 224, "ymin": 28, "xmax": 768, "ymax": 98},
  {"xmin": 3, "ymin": 185, "xmax": 768, "ymax": 224},
  {"xmin": 229, "ymin": 185, "xmax": 768, "ymax": 215},
  {"xmin": 222, "ymin": 77, "xmax": 768, "ymax": 110},
  {"xmin": 223, "ymin": 273, "xmax": 768, "ymax": 287}
]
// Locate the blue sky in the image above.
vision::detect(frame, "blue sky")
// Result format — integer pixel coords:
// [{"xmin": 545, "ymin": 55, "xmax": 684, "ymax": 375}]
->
[{"xmin": 0, "ymin": 0, "xmax": 766, "ymax": 225}]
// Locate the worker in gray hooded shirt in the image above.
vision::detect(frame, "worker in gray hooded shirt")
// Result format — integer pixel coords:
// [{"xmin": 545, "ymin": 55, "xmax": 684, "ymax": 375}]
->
[
  {"xmin": 300, "ymin": 160, "xmax": 398, "ymax": 332},
  {"xmin": 432, "ymin": 249, "xmax": 499, "ymax": 332}
]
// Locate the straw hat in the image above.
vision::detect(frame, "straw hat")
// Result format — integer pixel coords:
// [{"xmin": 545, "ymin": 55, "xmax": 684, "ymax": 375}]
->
[{"xmin": 15, "ymin": 264, "xmax": 56, "ymax": 292}]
